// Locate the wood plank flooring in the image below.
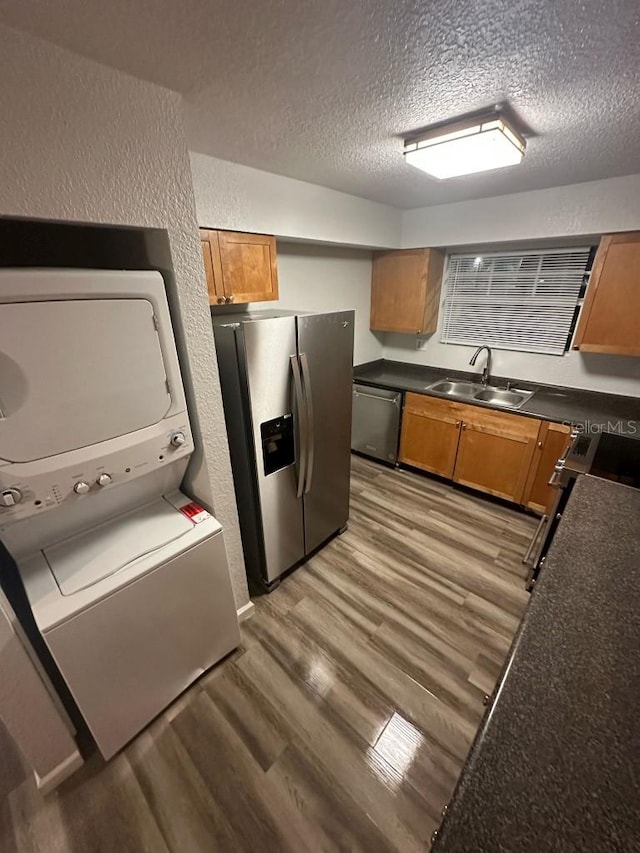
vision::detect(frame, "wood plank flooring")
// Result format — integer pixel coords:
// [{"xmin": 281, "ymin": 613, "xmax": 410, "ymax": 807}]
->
[{"xmin": 0, "ymin": 455, "xmax": 535, "ymax": 852}]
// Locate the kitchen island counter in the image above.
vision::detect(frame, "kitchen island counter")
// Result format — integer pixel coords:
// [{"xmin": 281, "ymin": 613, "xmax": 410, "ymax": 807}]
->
[{"xmin": 431, "ymin": 474, "xmax": 640, "ymax": 852}]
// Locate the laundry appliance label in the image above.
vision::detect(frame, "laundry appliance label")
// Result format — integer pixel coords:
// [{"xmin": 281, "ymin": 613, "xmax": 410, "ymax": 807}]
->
[{"xmin": 178, "ymin": 501, "xmax": 211, "ymax": 524}]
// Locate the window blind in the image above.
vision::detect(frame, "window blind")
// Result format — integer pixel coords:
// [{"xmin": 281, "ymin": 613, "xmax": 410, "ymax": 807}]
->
[{"xmin": 440, "ymin": 248, "xmax": 592, "ymax": 355}]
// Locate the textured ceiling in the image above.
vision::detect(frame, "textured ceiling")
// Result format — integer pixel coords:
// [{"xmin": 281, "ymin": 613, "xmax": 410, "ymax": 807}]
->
[{"xmin": 1, "ymin": 0, "xmax": 639, "ymax": 209}]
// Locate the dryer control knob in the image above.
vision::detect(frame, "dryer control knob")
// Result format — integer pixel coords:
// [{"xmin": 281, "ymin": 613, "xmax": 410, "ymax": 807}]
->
[
  {"xmin": 170, "ymin": 431, "xmax": 186, "ymax": 447},
  {"xmin": 0, "ymin": 488, "xmax": 22, "ymax": 507},
  {"xmin": 74, "ymin": 481, "xmax": 91, "ymax": 495},
  {"xmin": 96, "ymin": 473, "xmax": 112, "ymax": 487}
]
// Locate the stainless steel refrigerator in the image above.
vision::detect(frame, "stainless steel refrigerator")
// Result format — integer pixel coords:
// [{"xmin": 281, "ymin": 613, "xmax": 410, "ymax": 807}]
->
[{"xmin": 213, "ymin": 309, "xmax": 354, "ymax": 591}]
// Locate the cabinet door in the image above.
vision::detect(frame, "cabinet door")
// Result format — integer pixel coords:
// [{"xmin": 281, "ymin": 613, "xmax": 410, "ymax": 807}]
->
[
  {"xmin": 453, "ymin": 405, "xmax": 541, "ymax": 504},
  {"xmin": 217, "ymin": 230, "xmax": 279, "ymax": 304},
  {"xmin": 522, "ymin": 421, "xmax": 572, "ymax": 514},
  {"xmin": 370, "ymin": 248, "xmax": 444, "ymax": 334},
  {"xmin": 200, "ymin": 233, "xmax": 224, "ymax": 305},
  {"xmin": 399, "ymin": 393, "xmax": 462, "ymax": 478},
  {"xmin": 574, "ymin": 232, "xmax": 640, "ymax": 355}
]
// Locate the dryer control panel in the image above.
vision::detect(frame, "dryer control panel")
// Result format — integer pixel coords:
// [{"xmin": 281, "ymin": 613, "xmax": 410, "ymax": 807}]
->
[{"xmin": 0, "ymin": 416, "xmax": 193, "ymax": 527}]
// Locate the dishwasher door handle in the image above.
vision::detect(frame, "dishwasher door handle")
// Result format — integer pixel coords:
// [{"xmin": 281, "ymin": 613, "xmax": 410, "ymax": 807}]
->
[{"xmin": 353, "ymin": 390, "xmax": 401, "ymax": 406}]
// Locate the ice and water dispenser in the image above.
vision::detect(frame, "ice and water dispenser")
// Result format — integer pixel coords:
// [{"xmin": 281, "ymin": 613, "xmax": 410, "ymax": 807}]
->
[{"xmin": 260, "ymin": 415, "xmax": 295, "ymax": 475}]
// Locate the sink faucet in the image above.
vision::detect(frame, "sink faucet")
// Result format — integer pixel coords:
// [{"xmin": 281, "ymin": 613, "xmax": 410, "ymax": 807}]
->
[{"xmin": 470, "ymin": 345, "xmax": 492, "ymax": 386}]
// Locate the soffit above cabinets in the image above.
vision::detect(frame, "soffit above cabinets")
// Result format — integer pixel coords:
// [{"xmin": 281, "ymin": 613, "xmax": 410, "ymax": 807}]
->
[{"xmin": 1, "ymin": 0, "xmax": 639, "ymax": 208}]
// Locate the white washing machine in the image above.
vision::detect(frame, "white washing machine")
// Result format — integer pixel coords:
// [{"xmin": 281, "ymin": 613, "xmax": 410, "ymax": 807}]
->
[
  {"xmin": 0, "ymin": 269, "xmax": 240, "ymax": 762},
  {"xmin": 18, "ymin": 492, "xmax": 238, "ymax": 760}
]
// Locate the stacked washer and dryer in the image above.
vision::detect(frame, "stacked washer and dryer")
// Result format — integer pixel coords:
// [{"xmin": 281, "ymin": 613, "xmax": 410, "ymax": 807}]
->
[{"xmin": 0, "ymin": 269, "xmax": 240, "ymax": 764}]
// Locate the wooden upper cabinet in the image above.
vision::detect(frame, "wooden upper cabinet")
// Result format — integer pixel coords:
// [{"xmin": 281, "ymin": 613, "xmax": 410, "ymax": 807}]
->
[
  {"xmin": 199, "ymin": 229, "xmax": 279, "ymax": 305},
  {"xmin": 200, "ymin": 234, "xmax": 221, "ymax": 304},
  {"xmin": 370, "ymin": 248, "xmax": 445, "ymax": 334},
  {"xmin": 453, "ymin": 405, "xmax": 541, "ymax": 505},
  {"xmin": 574, "ymin": 232, "xmax": 640, "ymax": 355},
  {"xmin": 399, "ymin": 393, "xmax": 462, "ymax": 478},
  {"xmin": 522, "ymin": 421, "xmax": 572, "ymax": 515}
]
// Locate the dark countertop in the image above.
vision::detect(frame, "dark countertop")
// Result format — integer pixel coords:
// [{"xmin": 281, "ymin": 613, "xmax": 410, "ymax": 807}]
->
[
  {"xmin": 432, "ymin": 475, "xmax": 640, "ymax": 853},
  {"xmin": 353, "ymin": 359, "xmax": 640, "ymax": 436}
]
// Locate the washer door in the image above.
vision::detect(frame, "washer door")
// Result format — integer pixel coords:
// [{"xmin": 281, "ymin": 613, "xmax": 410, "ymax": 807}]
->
[
  {"xmin": 43, "ymin": 498, "xmax": 193, "ymax": 596},
  {"xmin": 0, "ymin": 298, "xmax": 170, "ymax": 462}
]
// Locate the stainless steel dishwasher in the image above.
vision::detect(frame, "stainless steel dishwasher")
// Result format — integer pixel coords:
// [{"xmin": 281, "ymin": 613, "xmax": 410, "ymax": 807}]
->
[{"xmin": 351, "ymin": 384, "xmax": 402, "ymax": 464}]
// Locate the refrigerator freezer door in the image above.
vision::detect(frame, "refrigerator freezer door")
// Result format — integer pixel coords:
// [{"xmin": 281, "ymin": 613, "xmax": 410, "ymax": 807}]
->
[
  {"xmin": 297, "ymin": 311, "xmax": 354, "ymax": 554},
  {"xmin": 242, "ymin": 317, "xmax": 306, "ymax": 583}
]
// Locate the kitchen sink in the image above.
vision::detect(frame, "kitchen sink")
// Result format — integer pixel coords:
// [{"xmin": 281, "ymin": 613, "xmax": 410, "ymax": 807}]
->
[
  {"xmin": 425, "ymin": 379, "xmax": 534, "ymax": 409},
  {"xmin": 427, "ymin": 380, "xmax": 484, "ymax": 397},
  {"xmin": 473, "ymin": 388, "xmax": 530, "ymax": 408}
]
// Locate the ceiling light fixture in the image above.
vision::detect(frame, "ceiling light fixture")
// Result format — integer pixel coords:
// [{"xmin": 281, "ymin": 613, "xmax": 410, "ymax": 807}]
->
[{"xmin": 403, "ymin": 112, "xmax": 526, "ymax": 180}]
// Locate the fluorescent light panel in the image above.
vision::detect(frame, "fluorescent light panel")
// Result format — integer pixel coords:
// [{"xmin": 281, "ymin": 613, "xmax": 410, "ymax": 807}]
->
[{"xmin": 404, "ymin": 116, "xmax": 525, "ymax": 179}]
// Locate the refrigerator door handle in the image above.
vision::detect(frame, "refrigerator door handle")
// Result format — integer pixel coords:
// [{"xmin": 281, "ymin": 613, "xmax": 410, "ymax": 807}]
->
[
  {"xmin": 290, "ymin": 354, "xmax": 307, "ymax": 498},
  {"xmin": 299, "ymin": 352, "xmax": 315, "ymax": 495}
]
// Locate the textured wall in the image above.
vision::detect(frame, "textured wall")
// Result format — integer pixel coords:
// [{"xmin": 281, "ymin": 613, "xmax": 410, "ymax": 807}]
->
[
  {"xmin": 189, "ymin": 152, "xmax": 400, "ymax": 248},
  {"xmin": 0, "ymin": 24, "xmax": 248, "ymax": 609},
  {"xmin": 191, "ymin": 151, "xmax": 640, "ymax": 396},
  {"xmin": 276, "ymin": 243, "xmax": 383, "ymax": 365},
  {"xmin": 401, "ymin": 174, "xmax": 640, "ymax": 248},
  {"xmin": 394, "ymin": 174, "xmax": 640, "ymax": 396}
]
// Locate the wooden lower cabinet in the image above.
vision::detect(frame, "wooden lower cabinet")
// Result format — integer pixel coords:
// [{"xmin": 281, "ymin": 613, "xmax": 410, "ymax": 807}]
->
[
  {"xmin": 399, "ymin": 393, "xmax": 462, "ymax": 478},
  {"xmin": 522, "ymin": 421, "xmax": 572, "ymax": 513},
  {"xmin": 453, "ymin": 404, "xmax": 541, "ymax": 504},
  {"xmin": 398, "ymin": 392, "xmax": 566, "ymax": 508}
]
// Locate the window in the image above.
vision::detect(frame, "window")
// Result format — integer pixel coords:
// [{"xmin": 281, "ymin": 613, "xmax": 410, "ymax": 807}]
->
[{"xmin": 440, "ymin": 248, "xmax": 593, "ymax": 355}]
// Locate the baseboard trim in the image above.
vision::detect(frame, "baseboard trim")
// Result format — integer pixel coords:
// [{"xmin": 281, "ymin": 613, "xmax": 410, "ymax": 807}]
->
[
  {"xmin": 236, "ymin": 601, "xmax": 255, "ymax": 622},
  {"xmin": 34, "ymin": 748, "xmax": 84, "ymax": 795}
]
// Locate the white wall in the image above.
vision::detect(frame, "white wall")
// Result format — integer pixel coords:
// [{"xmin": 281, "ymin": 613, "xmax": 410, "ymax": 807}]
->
[
  {"xmin": 0, "ymin": 24, "xmax": 248, "ymax": 608},
  {"xmin": 275, "ymin": 243, "xmax": 383, "ymax": 365},
  {"xmin": 383, "ymin": 333, "xmax": 640, "ymax": 397},
  {"xmin": 190, "ymin": 152, "xmax": 401, "ymax": 249},
  {"xmin": 401, "ymin": 173, "xmax": 640, "ymax": 248},
  {"xmin": 387, "ymin": 174, "xmax": 640, "ymax": 397},
  {"xmin": 193, "ymin": 158, "xmax": 640, "ymax": 395}
]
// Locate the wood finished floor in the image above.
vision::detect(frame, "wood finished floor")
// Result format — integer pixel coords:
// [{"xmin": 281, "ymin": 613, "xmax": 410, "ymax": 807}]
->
[{"xmin": 1, "ymin": 455, "xmax": 535, "ymax": 852}]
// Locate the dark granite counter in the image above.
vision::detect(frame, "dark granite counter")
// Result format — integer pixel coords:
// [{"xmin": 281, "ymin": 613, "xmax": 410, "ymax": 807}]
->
[
  {"xmin": 432, "ymin": 475, "xmax": 640, "ymax": 853},
  {"xmin": 353, "ymin": 359, "xmax": 640, "ymax": 437}
]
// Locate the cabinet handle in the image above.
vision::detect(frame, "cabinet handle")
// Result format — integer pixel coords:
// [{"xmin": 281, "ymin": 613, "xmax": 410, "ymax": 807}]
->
[
  {"xmin": 216, "ymin": 296, "xmax": 225, "ymax": 304},
  {"xmin": 461, "ymin": 423, "xmax": 467, "ymax": 430},
  {"xmin": 226, "ymin": 295, "xmax": 234, "ymax": 304},
  {"xmin": 455, "ymin": 421, "xmax": 461, "ymax": 427},
  {"xmin": 537, "ymin": 440, "xmax": 543, "ymax": 448}
]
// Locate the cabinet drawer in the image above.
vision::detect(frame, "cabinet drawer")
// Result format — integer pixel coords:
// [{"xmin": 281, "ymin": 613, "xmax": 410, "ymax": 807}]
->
[
  {"xmin": 456, "ymin": 402, "xmax": 540, "ymax": 440},
  {"xmin": 404, "ymin": 392, "xmax": 463, "ymax": 421}
]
